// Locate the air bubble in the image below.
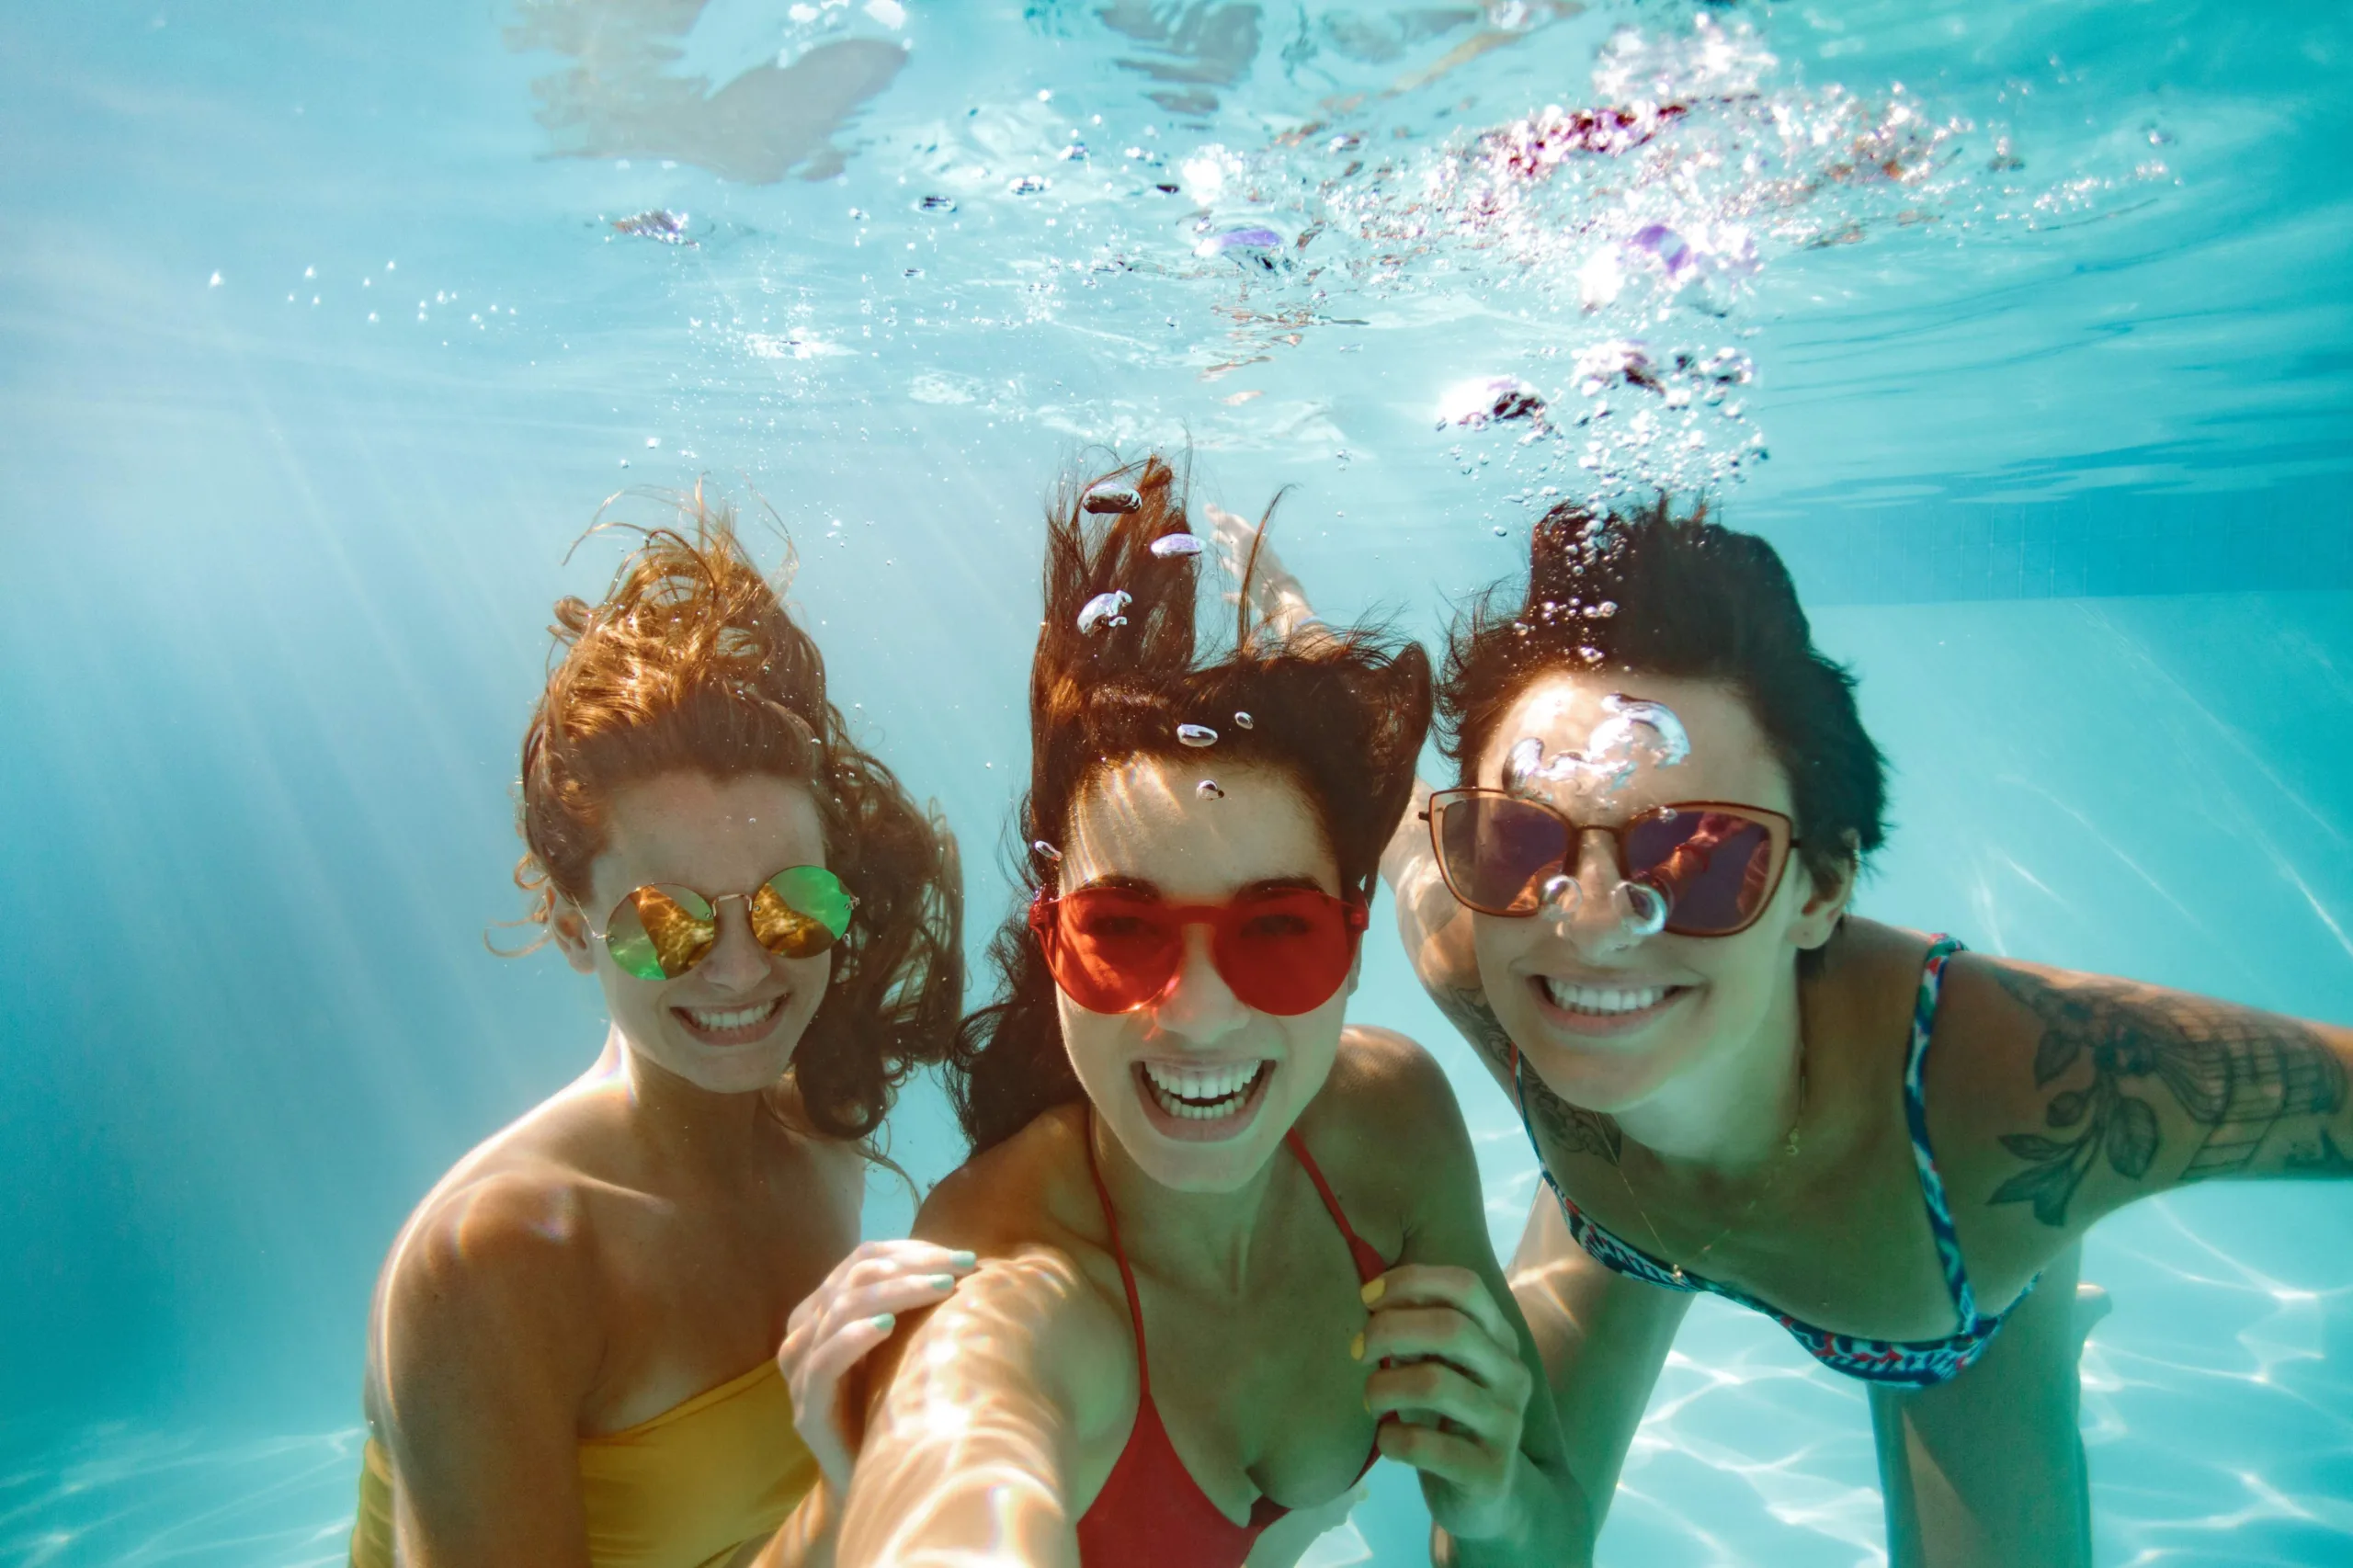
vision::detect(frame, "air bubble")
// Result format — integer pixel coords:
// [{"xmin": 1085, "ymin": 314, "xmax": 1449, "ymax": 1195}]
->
[
  {"xmin": 918, "ymin": 195, "xmax": 957, "ymax": 213},
  {"xmin": 1031, "ymin": 841, "xmax": 1063, "ymax": 862},
  {"xmin": 1195, "ymin": 225, "xmax": 1289, "ymax": 275},
  {"xmin": 1197, "ymin": 780, "xmax": 1224, "ymax": 800},
  {"xmin": 1177, "ymin": 723, "xmax": 1219, "ymax": 748},
  {"xmin": 1084, "ymin": 486, "xmax": 1142, "ymax": 515},
  {"xmin": 1613, "ymin": 881, "xmax": 1669, "ymax": 938},
  {"xmin": 1150, "ymin": 533, "xmax": 1202, "ymax": 558},
  {"xmin": 1076, "ymin": 590, "xmax": 1131, "ymax": 634},
  {"xmin": 1438, "ymin": 377, "xmax": 1547, "ymax": 429},
  {"xmin": 1008, "ymin": 176, "xmax": 1050, "ymax": 196},
  {"xmin": 1233, "ymin": 711, "xmax": 1254, "ymax": 729}
]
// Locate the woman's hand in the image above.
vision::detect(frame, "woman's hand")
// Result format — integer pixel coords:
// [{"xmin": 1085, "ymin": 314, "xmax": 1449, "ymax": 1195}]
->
[
  {"xmin": 1356, "ymin": 1264, "xmax": 1541, "ymax": 1547},
  {"xmin": 779, "ymin": 1240, "xmax": 977, "ymax": 1494}
]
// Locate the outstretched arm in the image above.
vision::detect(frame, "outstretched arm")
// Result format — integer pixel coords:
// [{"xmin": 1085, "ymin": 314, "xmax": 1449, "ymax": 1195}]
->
[
  {"xmin": 835, "ymin": 1246, "xmax": 1117, "ymax": 1568},
  {"xmin": 1938, "ymin": 955, "xmax": 2353, "ymax": 1278}
]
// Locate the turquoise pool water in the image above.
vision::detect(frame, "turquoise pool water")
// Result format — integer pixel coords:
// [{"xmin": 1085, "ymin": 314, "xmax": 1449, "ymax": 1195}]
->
[{"xmin": 2, "ymin": 2, "xmax": 2347, "ymax": 1562}]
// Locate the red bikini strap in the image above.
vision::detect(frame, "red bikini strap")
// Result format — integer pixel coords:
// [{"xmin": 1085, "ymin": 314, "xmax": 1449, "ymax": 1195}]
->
[
  {"xmin": 1284, "ymin": 1129, "xmax": 1390, "ymax": 1285},
  {"xmin": 1083, "ymin": 1113, "xmax": 1153, "ymax": 1399}
]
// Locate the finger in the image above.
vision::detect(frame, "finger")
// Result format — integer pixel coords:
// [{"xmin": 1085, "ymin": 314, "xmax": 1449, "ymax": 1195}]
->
[
  {"xmin": 1357, "ymin": 1306, "xmax": 1527, "ymax": 1396},
  {"xmin": 790, "ymin": 1310, "xmax": 902, "ymax": 1403},
  {"xmin": 1363, "ymin": 1360, "xmax": 1520, "ymax": 1449},
  {"xmin": 1361, "ymin": 1265, "xmax": 1517, "ymax": 1347},
  {"xmin": 836, "ymin": 1242, "xmax": 976, "ymax": 1296},
  {"xmin": 821, "ymin": 1268, "xmax": 966, "ymax": 1333},
  {"xmin": 1374, "ymin": 1420, "xmax": 1500, "ymax": 1493}
]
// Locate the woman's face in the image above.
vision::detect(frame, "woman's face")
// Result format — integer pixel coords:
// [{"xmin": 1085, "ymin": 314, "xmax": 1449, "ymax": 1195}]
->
[
  {"xmin": 1468, "ymin": 672, "xmax": 1848, "ymax": 1114},
  {"xmin": 1056, "ymin": 756, "xmax": 1358, "ymax": 1194},
  {"xmin": 553, "ymin": 770, "xmax": 833, "ymax": 1096}
]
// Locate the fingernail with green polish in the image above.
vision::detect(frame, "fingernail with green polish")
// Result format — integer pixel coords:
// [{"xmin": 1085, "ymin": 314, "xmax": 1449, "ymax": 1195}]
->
[
  {"xmin": 949, "ymin": 1250, "xmax": 977, "ymax": 1268},
  {"xmin": 930, "ymin": 1274, "xmax": 956, "ymax": 1290},
  {"xmin": 870, "ymin": 1312, "xmax": 896, "ymax": 1331}
]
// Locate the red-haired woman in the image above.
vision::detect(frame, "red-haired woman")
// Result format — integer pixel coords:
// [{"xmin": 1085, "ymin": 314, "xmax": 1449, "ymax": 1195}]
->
[
  {"xmin": 833, "ymin": 458, "xmax": 1592, "ymax": 1568},
  {"xmin": 351, "ymin": 507, "xmax": 970, "ymax": 1568}
]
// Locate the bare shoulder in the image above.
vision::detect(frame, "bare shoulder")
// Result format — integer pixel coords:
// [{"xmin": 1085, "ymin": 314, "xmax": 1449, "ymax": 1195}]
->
[
  {"xmin": 1318, "ymin": 1025, "xmax": 1472, "ymax": 1149},
  {"xmin": 910, "ymin": 1104, "xmax": 1097, "ymax": 1259},
  {"xmin": 1295, "ymin": 1027, "xmax": 1480, "ymax": 1245},
  {"xmin": 875, "ymin": 1107, "xmax": 1131, "ymax": 1431},
  {"xmin": 365, "ymin": 1116, "xmax": 610, "ymax": 1435}
]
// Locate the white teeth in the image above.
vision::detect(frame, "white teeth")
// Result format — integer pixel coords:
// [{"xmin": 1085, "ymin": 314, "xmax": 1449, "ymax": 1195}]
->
[
  {"xmin": 1141, "ymin": 1060, "xmax": 1267, "ymax": 1119},
  {"xmin": 678, "ymin": 997, "xmax": 785, "ymax": 1032},
  {"xmin": 1541, "ymin": 979, "xmax": 1671, "ymax": 1016}
]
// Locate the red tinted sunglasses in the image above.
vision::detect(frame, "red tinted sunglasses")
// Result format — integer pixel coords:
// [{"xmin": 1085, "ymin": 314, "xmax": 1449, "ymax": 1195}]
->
[
  {"xmin": 1029, "ymin": 885, "xmax": 1370, "ymax": 1017},
  {"xmin": 1427, "ymin": 789, "xmax": 1798, "ymax": 937}
]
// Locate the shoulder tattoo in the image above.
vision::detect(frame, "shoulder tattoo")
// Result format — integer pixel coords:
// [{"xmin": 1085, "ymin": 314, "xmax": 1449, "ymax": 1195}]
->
[
  {"xmin": 1988, "ymin": 968, "xmax": 2345, "ymax": 1227},
  {"xmin": 1441, "ymin": 985, "xmax": 1622, "ymax": 1166}
]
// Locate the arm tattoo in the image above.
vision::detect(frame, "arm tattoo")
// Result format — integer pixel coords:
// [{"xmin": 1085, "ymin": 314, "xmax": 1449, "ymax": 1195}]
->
[
  {"xmin": 1441, "ymin": 985, "xmax": 1622, "ymax": 1166},
  {"xmin": 2285, "ymin": 1128, "xmax": 2353, "ymax": 1178},
  {"xmin": 1989, "ymin": 969, "xmax": 2346, "ymax": 1227}
]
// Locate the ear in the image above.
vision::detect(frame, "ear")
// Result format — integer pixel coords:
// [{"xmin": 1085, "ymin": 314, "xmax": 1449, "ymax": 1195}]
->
[
  {"xmin": 1789, "ymin": 831, "xmax": 1859, "ymax": 953},
  {"xmin": 550, "ymin": 900, "xmax": 599, "ymax": 975}
]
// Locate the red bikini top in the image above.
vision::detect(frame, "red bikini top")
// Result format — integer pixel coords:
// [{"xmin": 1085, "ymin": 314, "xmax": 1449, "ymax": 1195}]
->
[{"xmin": 1074, "ymin": 1122, "xmax": 1391, "ymax": 1568}]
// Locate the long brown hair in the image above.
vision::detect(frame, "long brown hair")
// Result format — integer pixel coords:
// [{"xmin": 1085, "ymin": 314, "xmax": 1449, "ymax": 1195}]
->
[
  {"xmin": 945, "ymin": 455, "xmax": 1431, "ymax": 1153},
  {"xmin": 515, "ymin": 494, "xmax": 961, "ymax": 1140}
]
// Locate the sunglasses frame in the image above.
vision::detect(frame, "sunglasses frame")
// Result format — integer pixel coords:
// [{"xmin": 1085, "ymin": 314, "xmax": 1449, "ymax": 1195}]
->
[
  {"xmin": 590, "ymin": 865, "xmax": 858, "ymax": 982},
  {"xmin": 1424, "ymin": 788, "xmax": 1800, "ymax": 938},
  {"xmin": 1029, "ymin": 885, "xmax": 1370, "ymax": 1017}
]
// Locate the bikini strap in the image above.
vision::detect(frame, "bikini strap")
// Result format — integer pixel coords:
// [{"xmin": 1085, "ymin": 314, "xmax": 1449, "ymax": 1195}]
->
[
  {"xmin": 1901, "ymin": 935, "xmax": 1980, "ymax": 1327},
  {"xmin": 1283, "ymin": 1129, "xmax": 1389, "ymax": 1284},
  {"xmin": 1083, "ymin": 1113, "xmax": 1153, "ymax": 1398}
]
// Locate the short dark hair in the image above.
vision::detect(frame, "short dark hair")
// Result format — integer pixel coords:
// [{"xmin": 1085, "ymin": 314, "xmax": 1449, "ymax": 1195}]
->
[
  {"xmin": 945, "ymin": 454, "xmax": 1433, "ymax": 1153},
  {"xmin": 1438, "ymin": 497, "xmax": 1886, "ymax": 902}
]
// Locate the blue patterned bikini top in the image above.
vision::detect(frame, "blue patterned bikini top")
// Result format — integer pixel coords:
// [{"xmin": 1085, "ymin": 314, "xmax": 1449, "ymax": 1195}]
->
[{"xmin": 1516, "ymin": 936, "xmax": 2030, "ymax": 1388}]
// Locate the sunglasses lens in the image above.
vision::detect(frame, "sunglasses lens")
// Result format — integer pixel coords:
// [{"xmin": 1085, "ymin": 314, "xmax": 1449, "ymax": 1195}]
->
[
  {"xmin": 1436, "ymin": 792, "xmax": 1569, "ymax": 915},
  {"xmin": 1213, "ymin": 891, "xmax": 1363, "ymax": 1016},
  {"xmin": 1040, "ymin": 890, "xmax": 1180, "ymax": 1014},
  {"xmin": 752, "ymin": 866, "xmax": 855, "ymax": 959},
  {"xmin": 1624, "ymin": 810, "xmax": 1779, "ymax": 935},
  {"xmin": 606, "ymin": 885, "xmax": 718, "ymax": 980}
]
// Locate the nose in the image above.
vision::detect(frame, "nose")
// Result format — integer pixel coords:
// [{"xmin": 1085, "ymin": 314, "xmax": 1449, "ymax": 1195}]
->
[
  {"xmin": 693, "ymin": 898, "xmax": 776, "ymax": 994},
  {"xmin": 1547, "ymin": 830, "xmax": 1647, "ymax": 959},
  {"xmin": 1143, "ymin": 923, "xmax": 1249, "ymax": 1043}
]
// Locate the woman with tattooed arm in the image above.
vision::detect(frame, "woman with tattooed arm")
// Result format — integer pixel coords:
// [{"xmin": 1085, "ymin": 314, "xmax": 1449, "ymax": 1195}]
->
[{"xmin": 1238, "ymin": 499, "xmax": 2353, "ymax": 1568}]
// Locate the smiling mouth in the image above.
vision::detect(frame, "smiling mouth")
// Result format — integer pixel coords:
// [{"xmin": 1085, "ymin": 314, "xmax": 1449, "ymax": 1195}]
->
[
  {"xmin": 1131, "ymin": 1059, "xmax": 1275, "ymax": 1143},
  {"xmin": 671, "ymin": 995, "xmax": 789, "ymax": 1046},
  {"xmin": 1534, "ymin": 976, "xmax": 1688, "ymax": 1021},
  {"xmin": 1534, "ymin": 979, "xmax": 1684, "ymax": 1012}
]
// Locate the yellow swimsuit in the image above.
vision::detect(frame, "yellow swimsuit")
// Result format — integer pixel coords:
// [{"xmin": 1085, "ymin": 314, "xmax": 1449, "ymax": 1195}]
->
[{"xmin": 349, "ymin": 1360, "xmax": 818, "ymax": 1568}]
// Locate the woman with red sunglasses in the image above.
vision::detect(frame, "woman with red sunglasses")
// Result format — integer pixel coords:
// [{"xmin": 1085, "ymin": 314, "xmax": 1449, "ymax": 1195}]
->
[
  {"xmin": 1290, "ymin": 498, "xmax": 2353, "ymax": 1567},
  {"xmin": 834, "ymin": 456, "xmax": 1592, "ymax": 1568},
  {"xmin": 350, "ymin": 507, "xmax": 972, "ymax": 1568}
]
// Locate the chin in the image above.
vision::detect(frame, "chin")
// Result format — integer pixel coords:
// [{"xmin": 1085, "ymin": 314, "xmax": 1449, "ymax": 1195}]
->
[
  {"xmin": 1105, "ymin": 1106, "xmax": 1287, "ymax": 1195},
  {"xmin": 1513, "ymin": 1026, "xmax": 1681, "ymax": 1116}
]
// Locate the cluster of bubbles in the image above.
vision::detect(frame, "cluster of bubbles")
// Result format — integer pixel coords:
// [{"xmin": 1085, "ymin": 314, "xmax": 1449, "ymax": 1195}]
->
[{"xmin": 1506, "ymin": 694, "xmax": 1690, "ymax": 939}]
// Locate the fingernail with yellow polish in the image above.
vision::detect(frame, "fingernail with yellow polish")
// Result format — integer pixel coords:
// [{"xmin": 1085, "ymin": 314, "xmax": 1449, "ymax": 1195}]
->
[
  {"xmin": 1349, "ymin": 1331, "xmax": 1365, "ymax": 1361},
  {"xmin": 1360, "ymin": 1277, "xmax": 1385, "ymax": 1305}
]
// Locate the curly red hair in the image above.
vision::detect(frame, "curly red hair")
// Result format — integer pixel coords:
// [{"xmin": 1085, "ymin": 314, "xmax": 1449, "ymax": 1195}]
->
[{"xmin": 514, "ymin": 495, "xmax": 961, "ymax": 1140}]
